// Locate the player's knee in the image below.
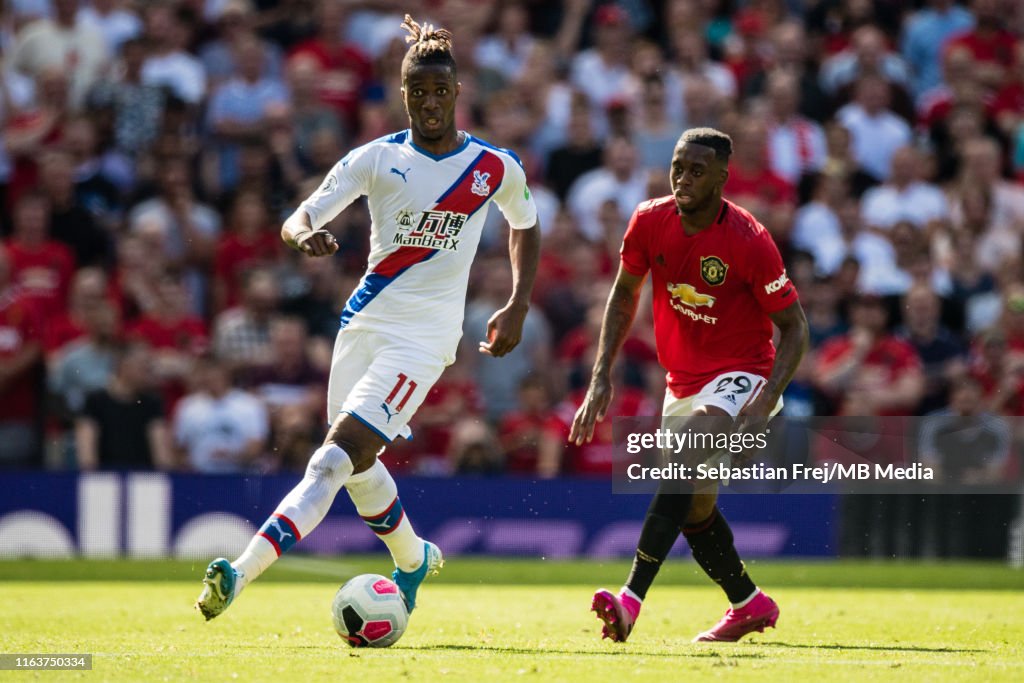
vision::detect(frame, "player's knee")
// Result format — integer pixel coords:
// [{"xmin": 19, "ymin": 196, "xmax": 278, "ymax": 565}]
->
[{"xmin": 306, "ymin": 443, "xmax": 357, "ymax": 490}]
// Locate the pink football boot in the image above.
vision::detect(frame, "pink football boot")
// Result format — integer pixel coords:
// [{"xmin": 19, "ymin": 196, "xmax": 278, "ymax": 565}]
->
[
  {"xmin": 693, "ymin": 590, "xmax": 779, "ymax": 642},
  {"xmin": 591, "ymin": 589, "xmax": 642, "ymax": 642}
]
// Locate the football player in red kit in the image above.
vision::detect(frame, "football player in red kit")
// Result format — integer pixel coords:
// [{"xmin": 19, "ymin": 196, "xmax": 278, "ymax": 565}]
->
[{"xmin": 570, "ymin": 128, "xmax": 809, "ymax": 643}]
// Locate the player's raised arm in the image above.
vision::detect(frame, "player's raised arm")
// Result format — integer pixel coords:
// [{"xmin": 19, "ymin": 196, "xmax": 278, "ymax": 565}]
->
[
  {"xmin": 569, "ymin": 263, "xmax": 646, "ymax": 445},
  {"xmin": 479, "ymin": 222, "xmax": 540, "ymax": 358}
]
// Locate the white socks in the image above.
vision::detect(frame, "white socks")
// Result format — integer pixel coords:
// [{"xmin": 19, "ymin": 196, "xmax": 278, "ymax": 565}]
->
[
  {"xmin": 233, "ymin": 444, "xmax": 354, "ymax": 590},
  {"xmin": 345, "ymin": 459, "xmax": 425, "ymax": 573}
]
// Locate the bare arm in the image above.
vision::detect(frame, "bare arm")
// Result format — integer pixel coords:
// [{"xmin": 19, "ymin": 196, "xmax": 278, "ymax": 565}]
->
[
  {"xmin": 74, "ymin": 418, "xmax": 100, "ymax": 471},
  {"xmin": 281, "ymin": 208, "xmax": 338, "ymax": 257},
  {"xmin": 568, "ymin": 264, "xmax": 646, "ymax": 444},
  {"xmin": 759, "ymin": 302, "xmax": 810, "ymax": 408},
  {"xmin": 480, "ymin": 224, "xmax": 541, "ymax": 357},
  {"xmin": 147, "ymin": 420, "xmax": 176, "ymax": 471}
]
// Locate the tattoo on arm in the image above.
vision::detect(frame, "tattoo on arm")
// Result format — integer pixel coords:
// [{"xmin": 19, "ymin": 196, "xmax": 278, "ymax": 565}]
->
[{"xmin": 593, "ymin": 267, "xmax": 645, "ymax": 378}]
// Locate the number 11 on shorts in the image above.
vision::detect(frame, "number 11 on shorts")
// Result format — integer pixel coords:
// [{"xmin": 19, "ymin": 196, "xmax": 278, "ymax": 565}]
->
[{"xmin": 385, "ymin": 373, "xmax": 417, "ymax": 413}]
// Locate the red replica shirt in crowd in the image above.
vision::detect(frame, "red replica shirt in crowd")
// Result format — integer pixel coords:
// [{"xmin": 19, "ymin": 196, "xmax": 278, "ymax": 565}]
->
[
  {"xmin": 0, "ymin": 289, "xmax": 43, "ymax": 421},
  {"xmin": 815, "ymin": 335, "xmax": 923, "ymax": 416},
  {"xmin": 620, "ymin": 197, "xmax": 798, "ymax": 398},
  {"xmin": 4, "ymin": 240, "xmax": 76, "ymax": 313},
  {"xmin": 946, "ymin": 30, "xmax": 1018, "ymax": 69}
]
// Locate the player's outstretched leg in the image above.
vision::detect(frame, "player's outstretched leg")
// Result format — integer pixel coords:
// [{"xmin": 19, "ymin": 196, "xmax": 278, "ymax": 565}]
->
[
  {"xmin": 196, "ymin": 443, "xmax": 355, "ymax": 620},
  {"xmin": 345, "ymin": 459, "xmax": 443, "ymax": 612},
  {"xmin": 593, "ymin": 484, "xmax": 693, "ymax": 642},
  {"xmin": 684, "ymin": 506, "xmax": 779, "ymax": 642}
]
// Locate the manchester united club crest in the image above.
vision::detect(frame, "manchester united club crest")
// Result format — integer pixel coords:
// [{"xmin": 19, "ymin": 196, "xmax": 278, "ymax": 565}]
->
[{"xmin": 700, "ymin": 256, "xmax": 728, "ymax": 286}]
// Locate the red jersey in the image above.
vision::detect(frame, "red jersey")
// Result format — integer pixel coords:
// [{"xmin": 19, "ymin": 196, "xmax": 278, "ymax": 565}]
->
[
  {"xmin": 214, "ymin": 232, "xmax": 280, "ymax": 310},
  {"xmin": 4, "ymin": 240, "xmax": 76, "ymax": 314},
  {"xmin": 725, "ymin": 163, "xmax": 796, "ymax": 206},
  {"xmin": 946, "ymin": 30, "xmax": 1017, "ymax": 68},
  {"xmin": 620, "ymin": 197, "xmax": 797, "ymax": 398},
  {"xmin": 126, "ymin": 315, "xmax": 209, "ymax": 353},
  {"xmin": 815, "ymin": 335, "xmax": 923, "ymax": 416},
  {"xmin": 0, "ymin": 289, "xmax": 43, "ymax": 421}
]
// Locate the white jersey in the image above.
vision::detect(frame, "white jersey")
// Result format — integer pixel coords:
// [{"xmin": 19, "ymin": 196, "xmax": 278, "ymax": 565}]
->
[{"xmin": 300, "ymin": 129, "xmax": 537, "ymax": 359}]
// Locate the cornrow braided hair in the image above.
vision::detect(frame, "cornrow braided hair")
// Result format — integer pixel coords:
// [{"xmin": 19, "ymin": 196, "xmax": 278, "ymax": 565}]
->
[{"xmin": 400, "ymin": 14, "xmax": 457, "ymax": 78}]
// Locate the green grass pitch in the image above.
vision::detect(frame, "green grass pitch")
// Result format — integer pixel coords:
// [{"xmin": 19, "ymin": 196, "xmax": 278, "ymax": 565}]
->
[{"xmin": 1, "ymin": 558, "xmax": 1022, "ymax": 682}]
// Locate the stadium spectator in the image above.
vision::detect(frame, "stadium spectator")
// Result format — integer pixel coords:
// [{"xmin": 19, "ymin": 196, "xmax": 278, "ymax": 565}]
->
[
  {"xmin": 10, "ymin": 0, "xmax": 109, "ymax": 110},
  {"xmin": 498, "ymin": 375, "xmax": 558, "ymax": 475},
  {"xmin": 745, "ymin": 21, "xmax": 830, "ymax": 123},
  {"xmin": 0, "ymin": 242, "xmax": 44, "ymax": 469},
  {"xmin": 860, "ymin": 146, "xmax": 949, "ymax": 232},
  {"xmin": 212, "ymin": 267, "xmax": 279, "ymax": 372},
  {"xmin": 75, "ymin": 342, "xmax": 172, "ymax": 470},
  {"xmin": 4, "ymin": 191, "xmax": 75, "ymax": 314},
  {"xmin": 570, "ymin": 4, "xmax": 634, "ymax": 112},
  {"xmin": 544, "ymin": 93, "xmax": 604, "ymax": 201},
  {"xmin": 448, "ymin": 418, "xmax": 504, "ymax": 476},
  {"xmin": 764, "ymin": 70, "xmax": 827, "ymax": 185},
  {"xmin": 820, "ymin": 25, "xmax": 913, "ymax": 111},
  {"xmin": 725, "ymin": 117, "xmax": 797, "ymax": 243},
  {"xmin": 283, "ymin": 56, "xmax": 347, "ymax": 172},
  {"xmin": 463, "ymin": 257, "xmax": 551, "ymax": 422},
  {"xmin": 37, "ymin": 149, "xmax": 111, "ymax": 269},
  {"xmin": 631, "ymin": 73, "xmax": 680, "ymax": 172},
  {"xmin": 87, "ymin": 36, "xmax": 166, "ymax": 158},
  {"xmin": 63, "ymin": 115, "xmax": 129, "ymax": 229},
  {"xmin": 475, "ymin": 1, "xmax": 534, "ymax": 82},
  {"xmin": 993, "ymin": 43, "xmax": 1024, "ymax": 138},
  {"xmin": 128, "ymin": 155, "xmax": 220, "ymax": 316},
  {"xmin": 205, "ymin": 33, "xmax": 290, "ymax": 191},
  {"xmin": 837, "ymin": 74, "xmax": 913, "ymax": 182},
  {"xmin": 173, "ymin": 353, "xmax": 269, "ymax": 473},
  {"xmin": 247, "ymin": 315, "xmax": 325, "ymax": 416},
  {"xmin": 77, "ymin": 0, "xmax": 143, "ymax": 55},
  {"xmin": 901, "ymin": 0, "xmax": 976, "ymax": 98},
  {"xmin": 919, "ymin": 376, "xmax": 1012, "ymax": 483},
  {"xmin": 814, "ymin": 293, "xmax": 925, "ymax": 415},
  {"xmin": 140, "ymin": 2, "xmax": 207, "ymax": 106},
  {"xmin": 199, "ymin": 0, "xmax": 284, "ymax": 87},
  {"xmin": 567, "ymin": 135, "xmax": 646, "ymax": 242},
  {"xmin": 944, "ymin": 0, "xmax": 1018, "ymax": 92},
  {"xmin": 669, "ymin": 27, "xmax": 737, "ymax": 102},
  {"xmin": 898, "ymin": 284, "xmax": 966, "ymax": 414},
  {"xmin": 287, "ymin": 0, "xmax": 372, "ymax": 134},
  {"xmin": 49, "ymin": 298, "xmax": 119, "ymax": 418},
  {"xmin": 44, "ymin": 266, "xmax": 111, "ymax": 358},
  {"xmin": 125, "ymin": 270, "xmax": 209, "ymax": 411},
  {"xmin": 213, "ymin": 189, "xmax": 280, "ymax": 313}
]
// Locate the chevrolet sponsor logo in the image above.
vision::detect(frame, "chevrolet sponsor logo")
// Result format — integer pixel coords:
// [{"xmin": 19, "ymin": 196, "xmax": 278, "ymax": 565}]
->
[{"xmin": 667, "ymin": 282, "xmax": 718, "ymax": 325}]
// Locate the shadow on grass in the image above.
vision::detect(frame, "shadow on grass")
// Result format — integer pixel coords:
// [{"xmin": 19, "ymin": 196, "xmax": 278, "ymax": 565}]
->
[
  {"xmin": 409, "ymin": 642, "xmax": 986, "ymax": 657},
  {"xmin": 753, "ymin": 641, "xmax": 986, "ymax": 654}
]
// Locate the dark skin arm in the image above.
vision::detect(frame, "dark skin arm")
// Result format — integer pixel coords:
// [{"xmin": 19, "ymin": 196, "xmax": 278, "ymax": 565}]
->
[
  {"xmin": 737, "ymin": 300, "xmax": 809, "ymax": 421},
  {"xmin": 479, "ymin": 223, "xmax": 541, "ymax": 358},
  {"xmin": 281, "ymin": 208, "xmax": 339, "ymax": 257},
  {"xmin": 568, "ymin": 264, "xmax": 646, "ymax": 444}
]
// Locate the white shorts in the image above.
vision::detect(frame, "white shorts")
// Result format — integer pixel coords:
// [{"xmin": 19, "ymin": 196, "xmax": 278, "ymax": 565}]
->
[
  {"xmin": 662, "ymin": 371, "xmax": 783, "ymax": 477},
  {"xmin": 662, "ymin": 371, "xmax": 783, "ymax": 419},
  {"xmin": 327, "ymin": 329, "xmax": 448, "ymax": 442}
]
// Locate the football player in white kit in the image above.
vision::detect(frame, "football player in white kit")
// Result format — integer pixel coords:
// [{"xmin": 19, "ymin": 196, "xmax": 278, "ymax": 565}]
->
[{"xmin": 197, "ymin": 15, "xmax": 540, "ymax": 621}]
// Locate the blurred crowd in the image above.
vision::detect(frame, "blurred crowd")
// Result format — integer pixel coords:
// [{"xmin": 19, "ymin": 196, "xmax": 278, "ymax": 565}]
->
[{"xmin": 1, "ymin": 0, "xmax": 1024, "ymax": 481}]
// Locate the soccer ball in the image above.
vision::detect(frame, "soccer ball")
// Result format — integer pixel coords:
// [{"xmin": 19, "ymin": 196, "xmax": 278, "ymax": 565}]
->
[{"xmin": 331, "ymin": 574, "xmax": 408, "ymax": 648}]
